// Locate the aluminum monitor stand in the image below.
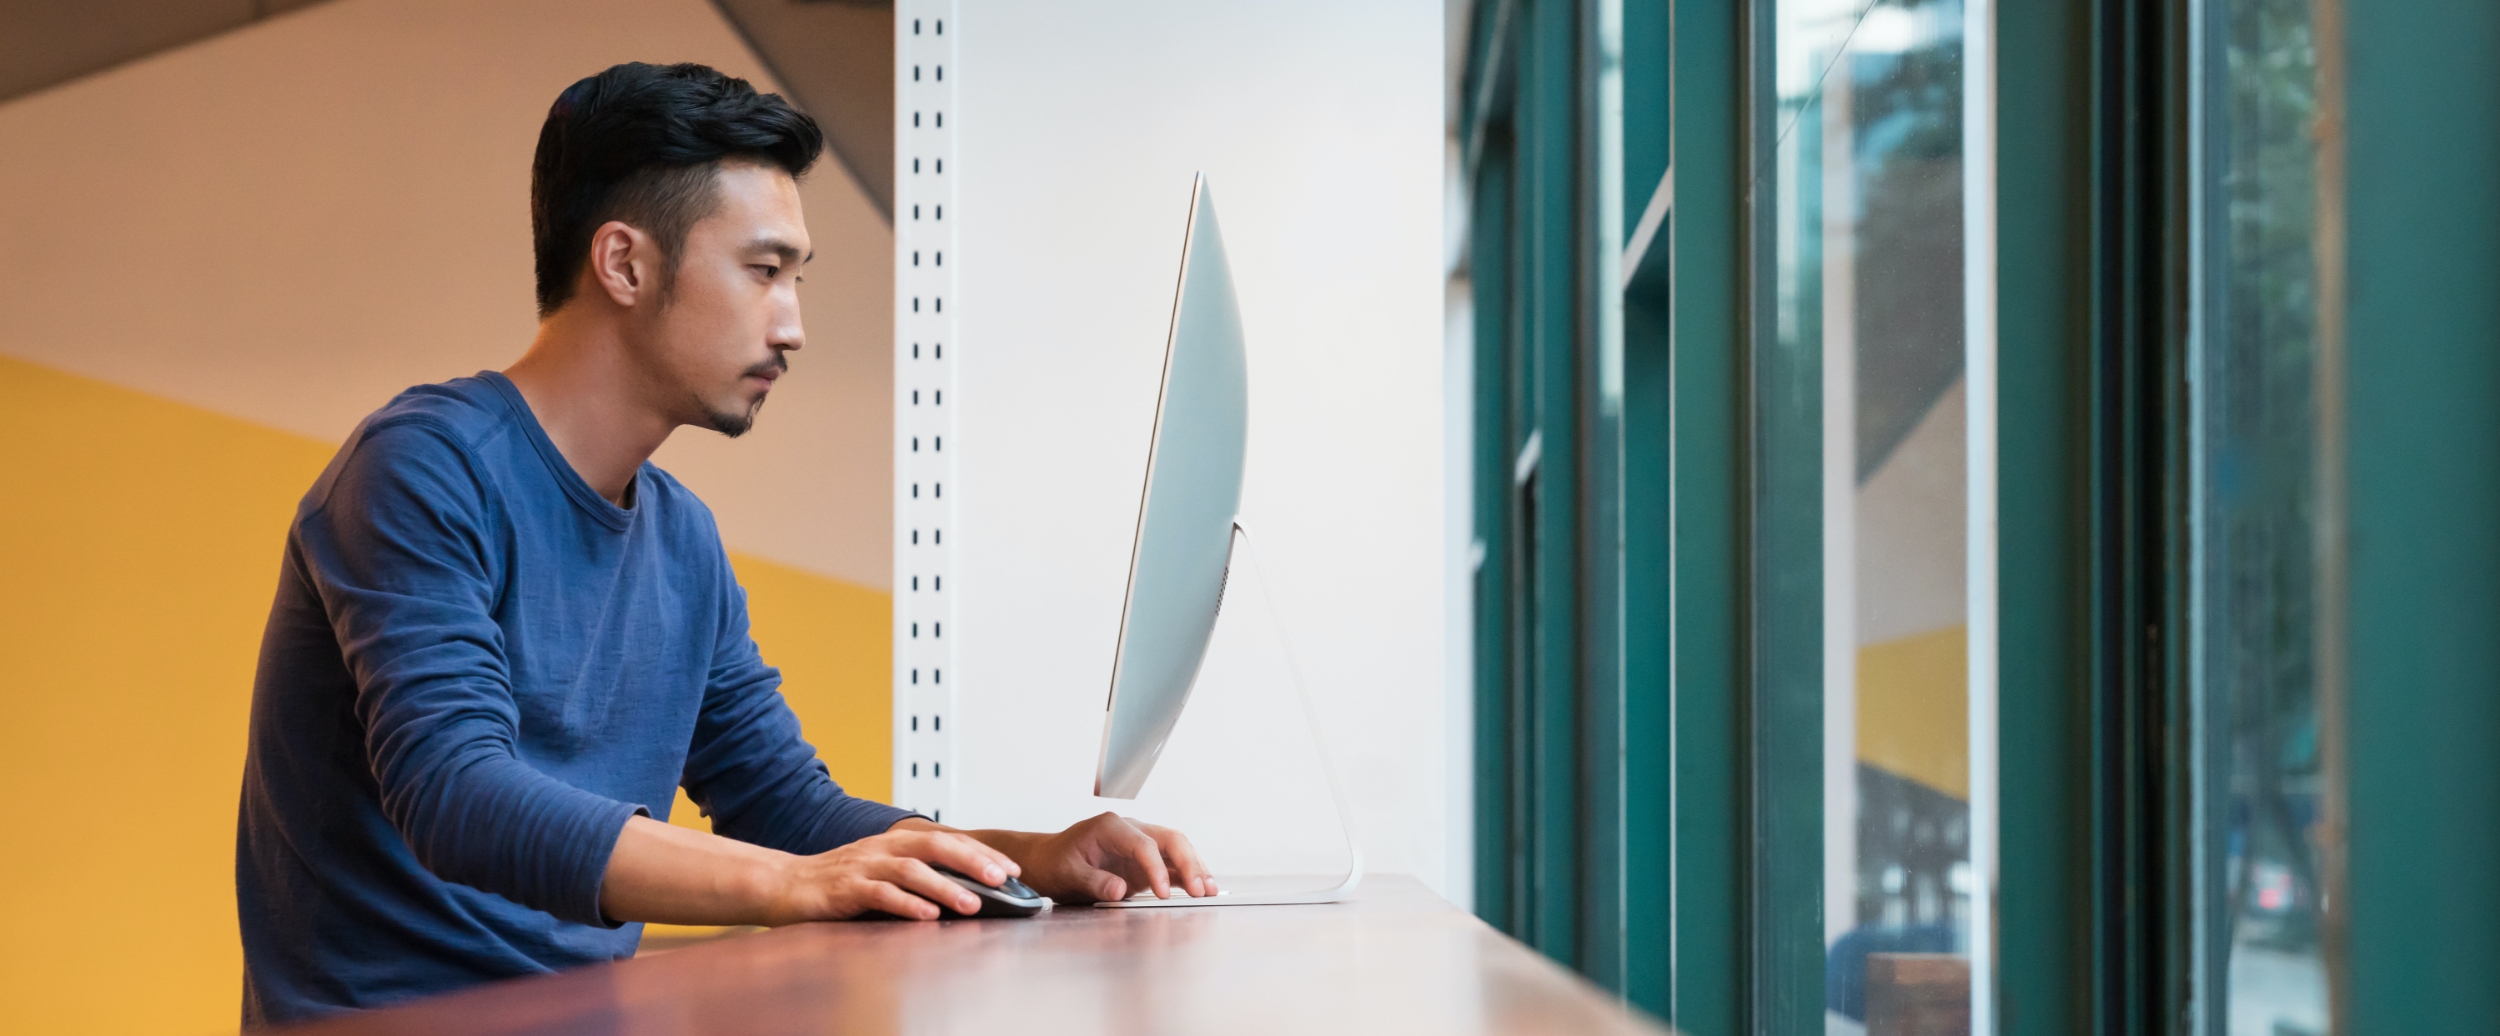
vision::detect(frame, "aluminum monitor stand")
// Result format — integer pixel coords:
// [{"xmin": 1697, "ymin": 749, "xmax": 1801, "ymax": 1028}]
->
[{"xmin": 1098, "ymin": 520, "xmax": 1364, "ymax": 907}]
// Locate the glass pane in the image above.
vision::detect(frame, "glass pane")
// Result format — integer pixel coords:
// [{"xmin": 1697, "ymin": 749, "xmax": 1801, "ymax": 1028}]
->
[
  {"xmin": 1768, "ymin": 1, "xmax": 1988, "ymax": 1033},
  {"xmin": 2190, "ymin": 0, "xmax": 2334, "ymax": 1033}
]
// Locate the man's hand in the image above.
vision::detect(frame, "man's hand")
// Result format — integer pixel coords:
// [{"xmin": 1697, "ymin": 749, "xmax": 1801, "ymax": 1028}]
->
[
  {"xmin": 598, "ymin": 815, "xmax": 1021, "ymax": 926},
  {"xmin": 599, "ymin": 810, "xmax": 1215, "ymax": 927},
  {"xmin": 948, "ymin": 812, "xmax": 1216, "ymax": 905},
  {"xmin": 764, "ymin": 825, "xmax": 1022, "ymax": 923}
]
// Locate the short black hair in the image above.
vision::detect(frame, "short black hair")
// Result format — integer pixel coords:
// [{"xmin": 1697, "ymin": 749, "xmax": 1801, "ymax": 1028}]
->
[{"xmin": 531, "ymin": 62, "xmax": 823, "ymax": 316}]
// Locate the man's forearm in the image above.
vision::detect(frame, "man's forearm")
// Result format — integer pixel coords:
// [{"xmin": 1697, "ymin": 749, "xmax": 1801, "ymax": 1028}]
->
[
  {"xmin": 599, "ymin": 814, "xmax": 1019, "ymax": 925},
  {"xmin": 597, "ymin": 815, "xmax": 797, "ymax": 926},
  {"xmin": 598, "ymin": 812, "xmax": 1203, "ymax": 923}
]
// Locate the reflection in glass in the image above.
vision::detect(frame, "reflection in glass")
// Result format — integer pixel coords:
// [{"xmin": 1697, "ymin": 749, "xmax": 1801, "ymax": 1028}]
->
[
  {"xmin": 2190, "ymin": 0, "xmax": 2333, "ymax": 1033},
  {"xmin": 1772, "ymin": 0, "xmax": 1981, "ymax": 1033}
]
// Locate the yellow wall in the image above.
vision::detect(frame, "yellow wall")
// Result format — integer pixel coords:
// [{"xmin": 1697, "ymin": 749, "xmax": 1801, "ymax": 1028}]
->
[
  {"xmin": 0, "ymin": 356, "xmax": 890, "ymax": 1034},
  {"xmin": 0, "ymin": 361, "xmax": 330, "ymax": 1036},
  {"xmin": 1856, "ymin": 624, "xmax": 1969, "ymax": 800},
  {"xmin": 724, "ymin": 556, "xmax": 892, "ymax": 805}
]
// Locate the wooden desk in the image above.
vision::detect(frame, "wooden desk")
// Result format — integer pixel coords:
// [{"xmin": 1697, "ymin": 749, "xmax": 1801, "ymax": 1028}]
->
[{"xmin": 282, "ymin": 876, "xmax": 1670, "ymax": 1035}]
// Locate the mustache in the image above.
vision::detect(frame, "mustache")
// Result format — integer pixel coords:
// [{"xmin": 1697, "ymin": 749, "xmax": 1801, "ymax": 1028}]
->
[{"xmin": 742, "ymin": 355, "xmax": 790, "ymax": 380}]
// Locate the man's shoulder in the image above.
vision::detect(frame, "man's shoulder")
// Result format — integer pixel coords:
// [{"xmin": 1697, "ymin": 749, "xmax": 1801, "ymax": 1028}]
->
[
  {"xmin": 634, "ymin": 463, "xmax": 725, "ymax": 539},
  {"xmin": 356, "ymin": 373, "xmax": 518, "ymax": 453},
  {"xmin": 295, "ymin": 375, "xmax": 516, "ymax": 521}
]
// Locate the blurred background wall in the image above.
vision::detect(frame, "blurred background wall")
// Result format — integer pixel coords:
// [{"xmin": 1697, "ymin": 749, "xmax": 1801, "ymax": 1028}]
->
[{"xmin": 0, "ymin": 0, "xmax": 897, "ymax": 1031}]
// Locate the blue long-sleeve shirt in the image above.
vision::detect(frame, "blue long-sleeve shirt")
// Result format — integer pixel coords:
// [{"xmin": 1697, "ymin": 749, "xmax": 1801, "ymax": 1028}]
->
[{"xmin": 236, "ymin": 372, "xmax": 912, "ymax": 1027}]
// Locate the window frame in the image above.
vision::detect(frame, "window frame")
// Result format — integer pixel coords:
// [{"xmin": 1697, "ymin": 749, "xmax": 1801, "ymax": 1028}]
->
[{"xmin": 1458, "ymin": 0, "xmax": 2500, "ymax": 1031}]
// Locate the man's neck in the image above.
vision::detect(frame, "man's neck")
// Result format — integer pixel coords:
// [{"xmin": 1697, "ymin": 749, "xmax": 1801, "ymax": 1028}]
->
[{"xmin": 502, "ymin": 308, "xmax": 679, "ymax": 506}]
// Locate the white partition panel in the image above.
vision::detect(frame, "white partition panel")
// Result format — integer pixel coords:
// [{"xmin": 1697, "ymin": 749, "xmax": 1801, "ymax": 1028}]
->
[
  {"xmin": 893, "ymin": 0, "xmax": 1449, "ymax": 889},
  {"xmin": 893, "ymin": 3, "xmax": 961, "ymax": 823}
]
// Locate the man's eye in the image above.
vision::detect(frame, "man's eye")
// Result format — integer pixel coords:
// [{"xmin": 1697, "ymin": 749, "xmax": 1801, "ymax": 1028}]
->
[{"xmin": 755, "ymin": 265, "xmax": 780, "ymax": 278}]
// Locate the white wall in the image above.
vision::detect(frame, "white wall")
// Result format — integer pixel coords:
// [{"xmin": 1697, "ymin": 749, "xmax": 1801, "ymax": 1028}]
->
[{"xmin": 903, "ymin": 0, "xmax": 1451, "ymax": 891}]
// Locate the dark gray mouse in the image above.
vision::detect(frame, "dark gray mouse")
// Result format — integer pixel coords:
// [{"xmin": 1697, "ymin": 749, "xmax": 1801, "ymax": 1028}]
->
[{"xmin": 930, "ymin": 865, "xmax": 1045, "ymax": 918}]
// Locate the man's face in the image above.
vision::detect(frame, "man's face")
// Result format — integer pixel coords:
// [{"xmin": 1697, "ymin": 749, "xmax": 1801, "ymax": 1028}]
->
[{"xmin": 639, "ymin": 160, "xmax": 811, "ymax": 437}]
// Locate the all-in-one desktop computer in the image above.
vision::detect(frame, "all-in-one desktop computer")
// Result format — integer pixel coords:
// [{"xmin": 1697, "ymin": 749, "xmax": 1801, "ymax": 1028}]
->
[{"xmin": 1087, "ymin": 174, "xmax": 1363, "ymax": 909}]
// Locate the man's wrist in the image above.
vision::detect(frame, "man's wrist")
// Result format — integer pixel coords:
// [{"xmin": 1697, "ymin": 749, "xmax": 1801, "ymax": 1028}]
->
[{"xmin": 742, "ymin": 846, "xmax": 804, "ymax": 925}]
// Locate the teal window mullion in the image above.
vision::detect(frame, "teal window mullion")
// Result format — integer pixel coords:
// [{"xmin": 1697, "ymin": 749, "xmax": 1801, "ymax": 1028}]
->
[
  {"xmin": 1523, "ymin": 0, "xmax": 1583, "ymax": 966},
  {"xmin": 1667, "ymin": 0, "xmax": 1750, "ymax": 1028},
  {"xmin": 1618, "ymin": 0, "xmax": 1675, "ymax": 1018},
  {"xmin": 1994, "ymin": 0, "xmax": 2095, "ymax": 1032},
  {"xmin": 1470, "ymin": 139, "xmax": 1519, "ymax": 937},
  {"xmin": 2342, "ymin": 0, "xmax": 2500, "ymax": 1030}
]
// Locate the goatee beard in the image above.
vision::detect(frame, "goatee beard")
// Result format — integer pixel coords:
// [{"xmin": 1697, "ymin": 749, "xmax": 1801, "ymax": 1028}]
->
[
  {"xmin": 710, "ymin": 357, "xmax": 786, "ymax": 438},
  {"xmin": 709, "ymin": 396, "xmax": 765, "ymax": 438}
]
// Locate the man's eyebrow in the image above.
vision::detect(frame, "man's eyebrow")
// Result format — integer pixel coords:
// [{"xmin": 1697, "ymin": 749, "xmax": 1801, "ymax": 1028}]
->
[{"xmin": 749, "ymin": 237, "xmax": 808, "ymax": 265}]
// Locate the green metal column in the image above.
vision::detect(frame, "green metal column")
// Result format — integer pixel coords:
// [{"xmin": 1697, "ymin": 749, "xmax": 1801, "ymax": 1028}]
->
[
  {"xmin": 1667, "ymin": 0, "xmax": 1747, "ymax": 1028},
  {"xmin": 1471, "ymin": 137, "xmax": 1519, "ymax": 937},
  {"xmin": 1465, "ymin": 0, "xmax": 1613, "ymax": 975},
  {"xmin": 1740, "ymin": 0, "xmax": 1823, "ymax": 1029},
  {"xmin": 1994, "ymin": 0, "xmax": 2094, "ymax": 1033},
  {"xmin": 2340, "ymin": 0, "xmax": 2500, "ymax": 1030},
  {"xmin": 1520, "ymin": 0, "xmax": 1585, "ymax": 966},
  {"xmin": 1619, "ymin": 0, "xmax": 1672, "ymax": 1017}
]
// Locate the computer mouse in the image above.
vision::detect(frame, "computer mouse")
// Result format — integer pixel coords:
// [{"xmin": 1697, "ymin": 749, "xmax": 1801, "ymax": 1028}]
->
[{"xmin": 931, "ymin": 865, "xmax": 1046, "ymax": 918}]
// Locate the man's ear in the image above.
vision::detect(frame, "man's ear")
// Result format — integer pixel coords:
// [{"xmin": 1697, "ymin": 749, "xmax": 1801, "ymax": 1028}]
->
[{"xmin": 586, "ymin": 220, "xmax": 656, "ymax": 309}]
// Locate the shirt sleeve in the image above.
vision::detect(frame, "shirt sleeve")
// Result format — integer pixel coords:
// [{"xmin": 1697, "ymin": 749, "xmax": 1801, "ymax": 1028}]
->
[
  {"xmin": 303, "ymin": 419, "xmax": 642, "ymax": 927},
  {"xmin": 679, "ymin": 553, "xmax": 917, "ymax": 854}
]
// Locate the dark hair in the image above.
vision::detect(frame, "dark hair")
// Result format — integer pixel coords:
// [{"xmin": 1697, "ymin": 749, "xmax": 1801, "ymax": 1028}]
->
[{"xmin": 531, "ymin": 62, "xmax": 823, "ymax": 316}]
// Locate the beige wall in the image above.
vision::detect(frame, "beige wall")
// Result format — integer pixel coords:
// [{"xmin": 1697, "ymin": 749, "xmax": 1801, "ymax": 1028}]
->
[
  {"xmin": 0, "ymin": 1, "xmax": 894, "ymax": 1032},
  {"xmin": 0, "ymin": 0, "xmax": 894, "ymax": 588}
]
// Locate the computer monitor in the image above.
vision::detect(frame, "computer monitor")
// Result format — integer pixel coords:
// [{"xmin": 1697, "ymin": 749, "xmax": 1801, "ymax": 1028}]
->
[
  {"xmin": 1088, "ymin": 176, "xmax": 1361, "ymax": 907},
  {"xmin": 1092, "ymin": 173, "xmax": 1248, "ymax": 801}
]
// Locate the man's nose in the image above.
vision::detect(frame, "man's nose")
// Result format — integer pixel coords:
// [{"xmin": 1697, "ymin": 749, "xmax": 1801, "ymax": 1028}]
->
[{"xmin": 772, "ymin": 307, "xmax": 805, "ymax": 353}]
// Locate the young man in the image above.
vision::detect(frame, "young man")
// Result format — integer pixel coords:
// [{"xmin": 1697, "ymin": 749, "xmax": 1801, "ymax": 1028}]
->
[{"xmin": 235, "ymin": 62, "xmax": 1213, "ymax": 1027}]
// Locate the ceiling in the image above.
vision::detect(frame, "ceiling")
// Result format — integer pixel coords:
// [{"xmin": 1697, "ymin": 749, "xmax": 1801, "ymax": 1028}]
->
[
  {"xmin": 0, "ymin": 0, "xmax": 333, "ymax": 104},
  {"xmin": 0, "ymin": 0, "xmax": 895, "ymax": 220},
  {"xmin": 713, "ymin": 0, "xmax": 894, "ymax": 219}
]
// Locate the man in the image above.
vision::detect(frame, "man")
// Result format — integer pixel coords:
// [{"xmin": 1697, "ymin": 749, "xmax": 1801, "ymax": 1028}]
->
[{"xmin": 236, "ymin": 62, "xmax": 1213, "ymax": 1027}]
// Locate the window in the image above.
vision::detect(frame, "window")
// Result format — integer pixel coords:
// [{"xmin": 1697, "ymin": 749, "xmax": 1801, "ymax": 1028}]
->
[
  {"xmin": 2189, "ymin": 0, "xmax": 2337, "ymax": 1032},
  {"xmin": 1456, "ymin": 0, "xmax": 2500, "ymax": 1028},
  {"xmin": 1763, "ymin": 0, "xmax": 1992, "ymax": 1031}
]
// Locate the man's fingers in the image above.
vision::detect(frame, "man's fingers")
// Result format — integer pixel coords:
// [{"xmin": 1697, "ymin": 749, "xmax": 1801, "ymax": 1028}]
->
[
  {"xmin": 1107, "ymin": 818, "xmax": 1172, "ymax": 899},
  {"xmin": 903, "ymin": 830, "xmax": 1016, "ymax": 885},
  {"xmin": 954, "ymin": 831, "xmax": 1022, "ymax": 878},
  {"xmin": 875, "ymin": 857, "xmax": 981, "ymax": 915},
  {"xmin": 859, "ymin": 880, "xmax": 943, "ymax": 921},
  {"xmin": 1148, "ymin": 824, "xmax": 1217, "ymax": 898}
]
